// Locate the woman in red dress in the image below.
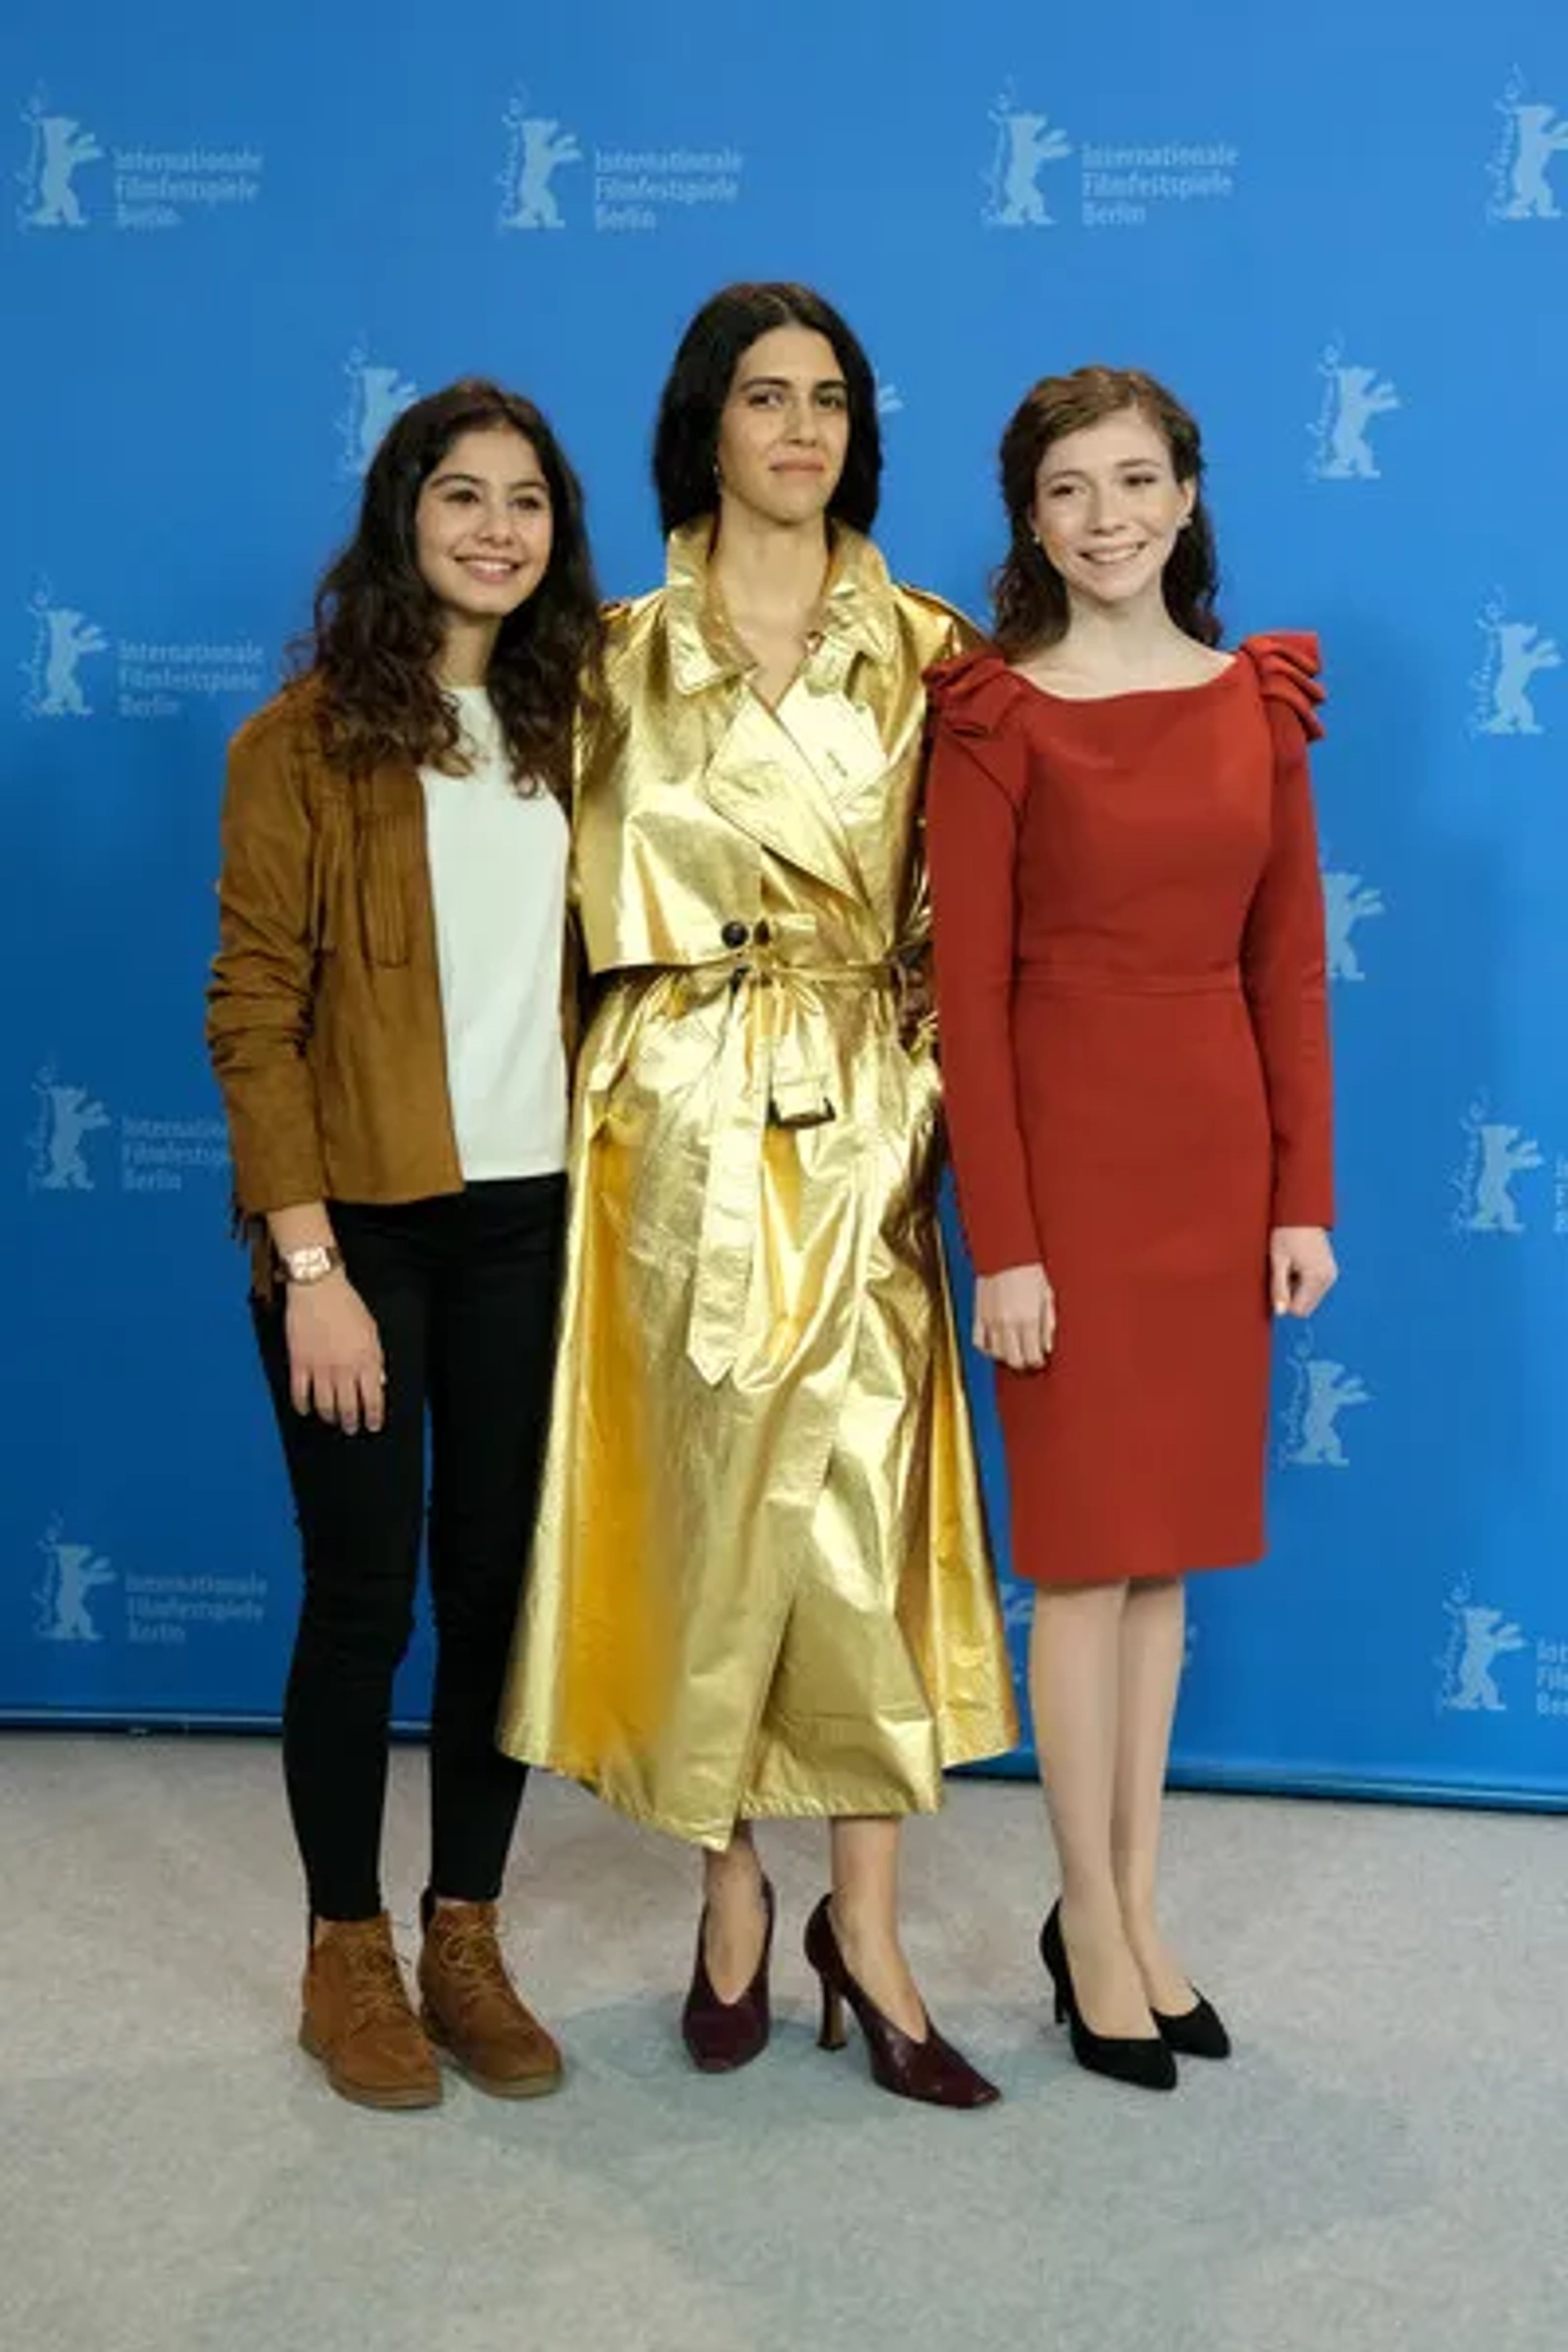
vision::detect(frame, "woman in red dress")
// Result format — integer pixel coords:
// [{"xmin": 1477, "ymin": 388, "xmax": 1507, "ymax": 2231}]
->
[{"xmin": 925, "ymin": 367, "xmax": 1338, "ymax": 2091}]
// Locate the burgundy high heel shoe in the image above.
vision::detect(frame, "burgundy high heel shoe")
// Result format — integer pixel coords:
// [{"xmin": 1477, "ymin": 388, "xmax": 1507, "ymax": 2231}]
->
[
  {"xmin": 681, "ymin": 1876, "xmax": 775, "ymax": 2073},
  {"xmin": 803, "ymin": 1896, "xmax": 1000, "ymax": 2110}
]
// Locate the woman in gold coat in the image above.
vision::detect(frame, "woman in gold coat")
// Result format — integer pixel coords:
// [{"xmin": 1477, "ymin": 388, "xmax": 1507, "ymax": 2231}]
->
[{"xmin": 500, "ymin": 283, "xmax": 1015, "ymax": 2109}]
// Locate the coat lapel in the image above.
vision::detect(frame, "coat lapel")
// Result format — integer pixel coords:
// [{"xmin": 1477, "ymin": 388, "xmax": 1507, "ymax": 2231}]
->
[
  {"xmin": 702, "ymin": 690, "xmax": 870, "ymax": 902},
  {"xmin": 664, "ymin": 520, "xmax": 898, "ymax": 911}
]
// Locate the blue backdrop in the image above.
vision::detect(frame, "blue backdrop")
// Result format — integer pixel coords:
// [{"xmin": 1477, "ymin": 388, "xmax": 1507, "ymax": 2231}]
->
[{"xmin": 7, "ymin": 1, "xmax": 1567, "ymax": 1808}]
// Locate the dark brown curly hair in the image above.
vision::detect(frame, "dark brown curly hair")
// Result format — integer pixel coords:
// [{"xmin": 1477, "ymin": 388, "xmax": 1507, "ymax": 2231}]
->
[
  {"xmin": 295, "ymin": 379, "xmax": 604, "ymax": 799},
  {"xmin": 991, "ymin": 366, "xmax": 1221, "ymax": 657}
]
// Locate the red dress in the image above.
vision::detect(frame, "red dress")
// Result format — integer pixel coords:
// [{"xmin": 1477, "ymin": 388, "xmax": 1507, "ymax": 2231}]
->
[{"xmin": 924, "ymin": 637, "xmax": 1333, "ymax": 1587}]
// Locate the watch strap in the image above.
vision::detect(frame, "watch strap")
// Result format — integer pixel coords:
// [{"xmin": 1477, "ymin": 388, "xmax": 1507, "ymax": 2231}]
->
[{"xmin": 278, "ymin": 1242, "xmax": 345, "ymax": 1286}]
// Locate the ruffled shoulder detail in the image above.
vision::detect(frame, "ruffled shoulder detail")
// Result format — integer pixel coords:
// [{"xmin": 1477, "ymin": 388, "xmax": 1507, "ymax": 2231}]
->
[
  {"xmin": 1238, "ymin": 630, "xmax": 1325, "ymax": 742},
  {"xmin": 923, "ymin": 649, "xmax": 1034, "ymax": 738},
  {"xmin": 923, "ymin": 651, "xmax": 1034, "ymax": 811}
]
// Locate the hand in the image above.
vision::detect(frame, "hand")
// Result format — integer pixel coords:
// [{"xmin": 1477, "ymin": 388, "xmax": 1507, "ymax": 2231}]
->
[
  {"xmin": 1269, "ymin": 1226, "xmax": 1338, "ymax": 1318},
  {"xmin": 284, "ymin": 1275, "xmax": 386, "ymax": 1433},
  {"xmin": 973, "ymin": 1263, "xmax": 1056, "ymax": 1371}
]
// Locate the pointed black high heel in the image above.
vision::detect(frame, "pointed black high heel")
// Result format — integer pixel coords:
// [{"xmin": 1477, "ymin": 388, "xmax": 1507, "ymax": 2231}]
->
[
  {"xmin": 804, "ymin": 1896, "xmax": 1000, "ymax": 2110},
  {"xmin": 1152, "ymin": 1990, "xmax": 1231, "ymax": 2060},
  {"xmin": 1039, "ymin": 1901, "xmax": 1177, "ymax": 2092}
]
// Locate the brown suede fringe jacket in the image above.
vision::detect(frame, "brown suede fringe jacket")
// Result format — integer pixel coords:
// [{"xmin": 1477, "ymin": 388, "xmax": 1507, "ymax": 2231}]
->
[{"xmin": 205, "ymin": 675, "xmax": 583, "ymax": 1291}]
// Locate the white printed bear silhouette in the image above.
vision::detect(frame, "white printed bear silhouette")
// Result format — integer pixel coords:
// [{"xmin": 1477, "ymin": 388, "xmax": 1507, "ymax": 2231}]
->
[
  {"xmin": 989, "ymin": 109, "xmax": 1071, "ymax": 226},
  {"xmin": 35, "ymin": 605, "xmax": 109, "ymax": 715},
  {"xmin": 1499, "ymin": 103, "xmax": 1568, "ymax": 220},
  {"xmin": 1322, "ymin": 871, "xmax": 1384, "ymax": 980},
  {"xmin": 1321, "ymin": 367, "xmax": 1401, "ymax": 479},
  {"xmin": 1463, "ymin": 1122, "xmax": 1543, "ymax": 1232},
  {"xmin": 351, "ymin": 365, "xmax": 417, "ymax": 474},
  {"xmin": 1481, "ymin": 622, "xmax": 1560, "ymax": 736},
  {"xmin": 505, "ymin": 118, "xmax": 582, "ymax": 229},
  {"xmin": 1287, "ymin": 1359, "xmax": 1370, "ymax": 1468},
  {"xmin": 28, "ymin": 111, "xmax": 101, "ymax": 228},
  {"xmin": 1446, "ymin": 1605, "xmax": 1526, "ymax": 1712},
  {"xmin": 36, "ymin": 1539, "xmax": 114, "ymax": 1642},
  {"xmin": 35, "ymin": 1080, "xmax": 110, "ymax": 1190}
]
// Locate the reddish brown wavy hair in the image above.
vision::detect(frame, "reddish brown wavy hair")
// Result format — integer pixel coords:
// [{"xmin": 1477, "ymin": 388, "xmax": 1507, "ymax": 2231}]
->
[{"xmin": 991, "ymin": 365, "xmax": 1222, "ymax": 657}]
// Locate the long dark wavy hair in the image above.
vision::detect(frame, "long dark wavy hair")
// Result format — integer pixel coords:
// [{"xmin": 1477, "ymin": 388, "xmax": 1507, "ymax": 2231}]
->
[
  {"xmin": 295, "ymin": 379, "xmax": 604, "ymax": 799},
  {"xmin": 653, "ymin": 282, "xmax": 882, "ymax": 537},
  {"xmin": 991, "ymin": 366, "xmax": 1222, "ymax": 657}
]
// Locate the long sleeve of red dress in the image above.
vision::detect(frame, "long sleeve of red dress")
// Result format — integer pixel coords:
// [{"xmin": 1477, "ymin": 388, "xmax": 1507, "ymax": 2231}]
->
[
  {"xmin": 924, "ymin": 660, "xmax": 1043, "ymax": 1276},
  {"xmin": 1240, "ymin": 635, "xmax": 1335, "ymax": 1230}
]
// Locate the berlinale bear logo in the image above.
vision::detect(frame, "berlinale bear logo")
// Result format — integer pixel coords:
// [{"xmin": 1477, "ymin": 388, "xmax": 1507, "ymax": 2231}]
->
[
  {"xmin": 498, "ymin": 96, "xmax": 581, "ymax": 230},
  {"xmin": 982, "ymin": 90, "xmax": 1072, "ymax": 228},
  {"xmin": 21, "ymin": 587, "xmax": 109, "ymax": 718},
  {"xmin": 1277, "ymin": 1336, "xmax": 1371, "ymax": 1469},
  {"xmin": 27, "ymin": 1067, "xmax": 110, "ymax": 1192},
  {"xmin": 1321, "ymin": 861, "xmax": 1384, "ymax": 982},
  {"xmin": 339, "ymin": 350, "xmax": 419, "ymax": 479},
  {"xmin": 1451, "ymin": 1099, "xmax": 1544, "ymax": 1236},
  {"xmin": 34, "ymin": 1521, "xmax": 115, "ymax": 1643},
  {"xmin": 1489, "ymin": 74, "xmax": 1568, "ymax": 221},
  {"xmin": 1309, "ymin": 347, "xmax": 1401, "ymax": 482},
  {"xmin": 16, "ymin": 93, "xmax": 101, "ymax": 229},
  {"xmin": 1470, "ymin": 595, "xmax": 1560, "ymax": 737},
  {"xmin": 1438, "ymin": 1585, "xmax": 1528, "ymax": 1714}
]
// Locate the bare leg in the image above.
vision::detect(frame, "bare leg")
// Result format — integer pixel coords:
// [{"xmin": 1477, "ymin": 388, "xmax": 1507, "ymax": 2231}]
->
[
  {"xmin": 1029, "ymin": 1584, "xmax": 1155, "ymax": 2038},
  {"xmin": 700, "ymin": 1822, "xmax": 768, "ymax": 2002},
  {"xmin": 828, "ymin": 1816, "xmax": 926, "ymax": 2039},
  {"xmin": 1111, "ymin": 1575, "xmax": 1195, "ymax": 2014}
]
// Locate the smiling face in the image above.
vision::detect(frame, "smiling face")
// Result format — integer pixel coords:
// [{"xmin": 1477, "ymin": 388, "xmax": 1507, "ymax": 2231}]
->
[
  {"xmin": 1031, "ymin": 405, "xmax": 1195, "ymax": 615},
  {"xmin": 412, "ymin": 424, "xmax": 554, "ymax": 633},
  {"xmin": 715, "ymin": 324, "xmax": 851, "ymax": 529}
]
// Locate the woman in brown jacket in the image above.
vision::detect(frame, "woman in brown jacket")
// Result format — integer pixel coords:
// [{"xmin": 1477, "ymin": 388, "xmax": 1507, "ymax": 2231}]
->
[{"xmin": 207, "ymin": 380, "xmax": 602, "ymax": 2110}]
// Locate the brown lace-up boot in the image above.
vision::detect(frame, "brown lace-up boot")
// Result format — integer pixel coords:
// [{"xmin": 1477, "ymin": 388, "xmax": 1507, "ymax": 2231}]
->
[
  {"xmin": 298, "ymin": 1913, "xmax": 443, "ymax": 2109},
  {"xmin": 417, "ymin": 1893, "xmax": 563, "ymax": 2099}
]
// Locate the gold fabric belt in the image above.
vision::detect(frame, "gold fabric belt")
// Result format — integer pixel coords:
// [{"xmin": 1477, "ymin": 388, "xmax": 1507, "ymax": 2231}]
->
[
  {"xmin": 611, "ymin": 953, "xmax": 905, "ymax": 1003},
  {"xmin": 609, "ymin": 954, "xmax": 907, "ymax": 1388}
]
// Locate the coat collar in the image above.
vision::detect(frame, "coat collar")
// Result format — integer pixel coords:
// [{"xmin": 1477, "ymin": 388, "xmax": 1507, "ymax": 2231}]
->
[{"xmin": 663, "ymin": 517, "xmax": 898, "ymax": 696}]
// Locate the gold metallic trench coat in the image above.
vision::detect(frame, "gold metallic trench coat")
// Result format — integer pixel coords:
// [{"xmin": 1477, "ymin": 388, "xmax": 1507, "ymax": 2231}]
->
[{"xmin": 497, "ymin": 522, "xmax": 1016, "ymax": 1846}]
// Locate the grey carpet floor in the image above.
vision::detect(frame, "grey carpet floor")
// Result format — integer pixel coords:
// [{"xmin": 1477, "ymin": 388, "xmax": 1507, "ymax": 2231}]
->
[{"xmin": 1, "ymin": 1735, "xmax": 1563, "ymax": 2352}]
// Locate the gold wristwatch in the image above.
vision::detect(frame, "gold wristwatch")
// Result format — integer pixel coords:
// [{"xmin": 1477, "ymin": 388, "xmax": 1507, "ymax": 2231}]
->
[{"xmin": 278, "ymin": 1243, "xmax": 345, "ymax": 1286}]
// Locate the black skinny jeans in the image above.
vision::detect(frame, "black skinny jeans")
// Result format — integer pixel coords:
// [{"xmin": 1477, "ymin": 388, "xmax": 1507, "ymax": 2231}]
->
[{"xmin": 252, "ymin": 1177, "xmax": 565, "ymax": 1922}]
